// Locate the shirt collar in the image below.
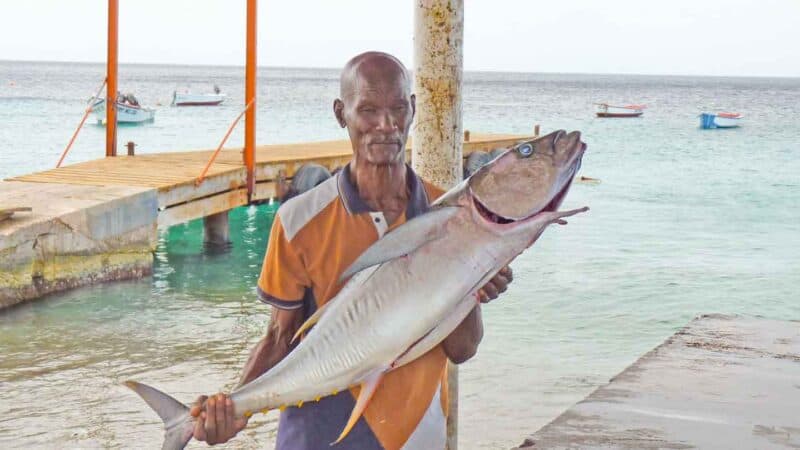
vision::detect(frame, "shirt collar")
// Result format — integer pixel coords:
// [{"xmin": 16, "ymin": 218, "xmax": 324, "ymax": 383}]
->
[{"xmin": 337, "ymin": 163, "xmax": 431, "ymax": 219}]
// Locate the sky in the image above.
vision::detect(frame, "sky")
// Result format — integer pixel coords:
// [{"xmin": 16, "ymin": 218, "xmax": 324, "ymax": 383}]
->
[{"xmin": 0, "ymin": 0, "xmax": 798, "ymax": 77}]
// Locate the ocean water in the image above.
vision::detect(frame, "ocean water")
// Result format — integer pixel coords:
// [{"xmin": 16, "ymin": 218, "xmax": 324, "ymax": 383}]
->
[{"xmin": 1, "ymin": 61, "xmax": 799, "ymax": 449}]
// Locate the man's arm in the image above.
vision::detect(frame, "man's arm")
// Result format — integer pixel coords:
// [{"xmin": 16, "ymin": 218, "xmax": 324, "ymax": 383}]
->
[
  {"xmin": 190, "ymin": 306, "xmax": 304, "ymax": 445},
  {"xmin": 442, "ymin": 305, "xmax": 483, "ymax": 364},
  {"xmin": 238, "ymin": 306, "xmax": 305, "ymax": 386},
  {"xmin": 442, "ymin": 266, "xmax": 512, "ymax": 364}
]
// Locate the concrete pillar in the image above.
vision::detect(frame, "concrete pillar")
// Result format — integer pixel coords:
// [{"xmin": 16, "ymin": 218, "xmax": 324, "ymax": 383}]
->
[
  {"xmin": 203, "ymin": 211, "xmax": 230, "ymax": 247},
  {"xmin": 412, "ymin": 0, "xmax": 464, "ymax": 189},
  {"xmin": 412, "ymin": 2, "xmax": 464, "ymax": 449}
]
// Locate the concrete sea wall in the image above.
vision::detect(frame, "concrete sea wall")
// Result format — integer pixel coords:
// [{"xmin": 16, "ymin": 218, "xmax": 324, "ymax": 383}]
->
[{"xmin": 0, "ymin": 181, "xmax": 158, "ymax": 308}]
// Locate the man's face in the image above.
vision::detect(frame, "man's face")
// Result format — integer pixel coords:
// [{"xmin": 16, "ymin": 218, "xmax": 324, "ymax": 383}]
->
[{"xmin": 335, "ymin": 69, "xmax": 415, "ymax": 166}]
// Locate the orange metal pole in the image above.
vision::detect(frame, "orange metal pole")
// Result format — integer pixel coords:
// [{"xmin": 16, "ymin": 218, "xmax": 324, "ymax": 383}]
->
[
  {"xmin": 244, "ymin": 0, "xmax": 257, "ymax": 198},
  {"xmin": 106, "ymin": 0, "xmax": 118, "ymax": 157}
]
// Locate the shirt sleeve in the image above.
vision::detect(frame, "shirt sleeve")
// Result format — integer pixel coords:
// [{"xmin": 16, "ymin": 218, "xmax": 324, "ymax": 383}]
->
[
  {"xmin": 423, "ymin": 180, "xmax": 446, "ymax": 202},
  {"xmin": 256, "ymin": 215, "xmax": 310, "ymax": 310}
]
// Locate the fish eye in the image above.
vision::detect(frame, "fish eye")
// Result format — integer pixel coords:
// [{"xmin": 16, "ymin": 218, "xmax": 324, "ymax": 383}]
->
[{"xmin": 517, "ymin": 143, "xmax": 534, "ymax": 157}]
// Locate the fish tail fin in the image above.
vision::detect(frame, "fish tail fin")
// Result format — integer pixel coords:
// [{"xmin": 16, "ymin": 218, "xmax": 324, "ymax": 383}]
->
[
  {"xmin": 124, "ymin": 380, "xmax": 194, "ymax": 450},
  {"xmin": 331, "ymin": 371, "xmax": 384, "ymax": 446}
]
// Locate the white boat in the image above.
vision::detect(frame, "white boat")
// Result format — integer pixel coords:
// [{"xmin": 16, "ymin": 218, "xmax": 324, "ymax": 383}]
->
[
  {"xmin": 172, "ymin": 86, "xmax": 226, "ymax": 106},
  {"xmin": 699, "ymin": 112, "xmax": 742, "ymax": 129},
  {"xmin": 595, "ymin": 103, "xmax": 645, "ymax": 118},
  {"xmin": 91, "ymin": 98, "xmax": 155, "ymax": 124}
]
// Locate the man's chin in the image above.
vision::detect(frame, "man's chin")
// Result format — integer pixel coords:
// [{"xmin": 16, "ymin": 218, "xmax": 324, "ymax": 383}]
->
[{"xmin": 362, "ymin": 149, "xmax": 405, "ymax": 166}]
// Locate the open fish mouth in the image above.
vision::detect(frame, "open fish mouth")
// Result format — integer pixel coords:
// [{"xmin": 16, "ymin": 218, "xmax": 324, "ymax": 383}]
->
[
  {"xmin": 471, "ymin": 149, "xmax": 582, "ymax": 226},
  {"xmin": 474, "ymin": 196, "xmax": 515, "ymax": 224}
]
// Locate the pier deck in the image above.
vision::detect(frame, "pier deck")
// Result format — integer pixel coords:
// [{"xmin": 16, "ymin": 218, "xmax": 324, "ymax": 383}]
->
[
  {"xmin": 514, "ymin": 314, "xmax": 800, "ymax": 449},
  {"xmin": 6, "ymin": 133, "xmax": 528, "ymax": 227},
  {"xmin": 1, "ymin": 133, "xmax": 532, "ymax": 307}
]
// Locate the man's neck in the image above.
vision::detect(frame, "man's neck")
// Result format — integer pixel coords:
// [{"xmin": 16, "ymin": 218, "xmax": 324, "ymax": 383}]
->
[{"xmin": 349, "ymin": 158, "xmax": 409, "ymax": 224}]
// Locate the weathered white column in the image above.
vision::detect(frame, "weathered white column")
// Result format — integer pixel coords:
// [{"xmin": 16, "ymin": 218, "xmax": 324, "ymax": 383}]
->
[
  {"xmin": 412, "ymin": 1, "xmax": 464, "ymax": 449},
  {"xmin": 412, "ymin": 0, "xmax": 464, "ymax": 189}
]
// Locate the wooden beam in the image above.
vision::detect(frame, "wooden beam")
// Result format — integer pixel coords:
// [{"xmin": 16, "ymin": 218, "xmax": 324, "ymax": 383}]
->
[{"xmin": 157, "ymin": 188, "xmax": 248, "ymax": 228}]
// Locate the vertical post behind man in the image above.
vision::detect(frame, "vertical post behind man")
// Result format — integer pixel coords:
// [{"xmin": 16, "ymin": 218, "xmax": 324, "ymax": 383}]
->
[{"xmin": 412, "ymin": 1, "xmax": 465, "ymax": 449}]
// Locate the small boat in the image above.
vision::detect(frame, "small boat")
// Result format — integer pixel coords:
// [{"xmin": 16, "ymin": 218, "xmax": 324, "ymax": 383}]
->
[
  {"xmin": 595, "ymin": 103, "xmax": 645, "ymax": 118},
  {"xmin": 172, "ymin": 85, "xmax": 226, "ymax": 106},
  {"xmin": 91, "ymin": 96, "xmax": 155, "ymax": 124},
  {"xmin": 699, "ymin": 112, "xmax": 742, "ymax": 129}
]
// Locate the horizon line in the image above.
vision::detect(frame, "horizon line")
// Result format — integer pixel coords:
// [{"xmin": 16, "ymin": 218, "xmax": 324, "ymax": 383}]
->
[{"xmin": 2, "ymin": 58, "xmax": 798, "ymax": 80}]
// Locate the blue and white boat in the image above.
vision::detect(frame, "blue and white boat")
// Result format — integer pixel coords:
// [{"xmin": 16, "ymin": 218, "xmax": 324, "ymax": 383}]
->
[
  {"xmin": 699, "ymin": 112, "xmax": 741, "ymax": 129},
  {"xmin": 91, "ymin": 96, "xmax": 155, "ymax": 125}
]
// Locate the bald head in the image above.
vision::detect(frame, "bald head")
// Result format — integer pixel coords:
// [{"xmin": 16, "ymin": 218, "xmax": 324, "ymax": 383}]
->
[
  {"xmin": 339, "ymin": 51, "xmax": 410, "ymax": 100},
  {"xmin": 333, "ymin": 51, "xmax": 416, "ymax": 167}
]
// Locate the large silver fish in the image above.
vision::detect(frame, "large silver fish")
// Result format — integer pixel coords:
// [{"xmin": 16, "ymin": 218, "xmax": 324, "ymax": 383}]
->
[{"xmin": 125, "ymin": 129, "xmax": 588, "ymax": 449}]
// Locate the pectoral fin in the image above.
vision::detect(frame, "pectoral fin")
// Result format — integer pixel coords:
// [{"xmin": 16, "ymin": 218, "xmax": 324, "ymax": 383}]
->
[
  {"xmin": 332, "ymin": 370, "xmax": 385, "ymax": 445},
  {"xmin": 291, "ymin": 301, "xmax": 330, "ymax": 344},
  {"xmin": 339, "ymin": 206, "xmax": 459, "ymax": 282}
]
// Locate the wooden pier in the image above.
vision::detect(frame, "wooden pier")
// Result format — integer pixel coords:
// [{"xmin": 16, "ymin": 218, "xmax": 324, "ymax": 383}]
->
[{"xmin": 0, "ymin": 133, "xmax": 533, "ymax": 308}]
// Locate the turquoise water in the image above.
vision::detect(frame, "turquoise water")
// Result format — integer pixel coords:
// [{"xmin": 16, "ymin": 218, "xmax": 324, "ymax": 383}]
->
[{"xmin": 1, "ymin": 62, "xmax": 799, "ymax": 449}]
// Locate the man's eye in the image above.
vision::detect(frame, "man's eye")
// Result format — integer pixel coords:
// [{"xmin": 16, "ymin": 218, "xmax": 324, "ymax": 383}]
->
[{"xmin": 360, "ymin": 108, "xmax": 376, "ymax": 113}]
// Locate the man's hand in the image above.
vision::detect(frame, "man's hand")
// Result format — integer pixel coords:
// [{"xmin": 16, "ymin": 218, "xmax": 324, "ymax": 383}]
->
[
  {"xmin": 477, "ymin": 266, "xmax": 513, "ymax": 303},
  {"xmin": 190, "ymin": 393, "xmax": 248, "ymax": 445}
]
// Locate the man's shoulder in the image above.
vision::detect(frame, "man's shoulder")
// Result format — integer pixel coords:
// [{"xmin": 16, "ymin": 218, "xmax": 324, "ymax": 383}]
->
[
  {"xmin": 417, "ymin": 177, "xmax": 446, "ymax": 201},
  {"xmin": 277, "ymin": 175, "xmax": 340, "ymax": 241}
]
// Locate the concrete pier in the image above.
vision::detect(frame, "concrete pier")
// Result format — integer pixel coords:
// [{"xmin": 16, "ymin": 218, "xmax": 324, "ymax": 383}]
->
[
  {"xmin": 0, "ymin": 181, "xmax": 157, "ymax": 308},
  {"xmin": 515, "ymin": 314, "xmax": 800, "ymax": 449},
  {"xmin": 203, "ymin": 211, "xmax": 231, "ymax": 247}
]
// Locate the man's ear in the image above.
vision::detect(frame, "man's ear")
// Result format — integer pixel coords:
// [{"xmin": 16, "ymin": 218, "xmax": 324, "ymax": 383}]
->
[
  {"xmin": 409, "ymin": 94, "xmax": 416, "ymax": 122},
  {"xmin": 333, "ymin": 99, "xmax": 346, "ymax": 128}
]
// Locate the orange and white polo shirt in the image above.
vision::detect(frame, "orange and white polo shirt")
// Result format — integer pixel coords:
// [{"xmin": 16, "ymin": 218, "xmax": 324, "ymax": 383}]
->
[{"xmin": 257, "ymin": 163, "xmax": 449, "ymax": 450}]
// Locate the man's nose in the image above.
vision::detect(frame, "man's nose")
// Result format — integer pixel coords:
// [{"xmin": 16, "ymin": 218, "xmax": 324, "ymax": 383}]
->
[{"xmin": 376, "ymin": 109, "xmax": 397, "ymax": 131}]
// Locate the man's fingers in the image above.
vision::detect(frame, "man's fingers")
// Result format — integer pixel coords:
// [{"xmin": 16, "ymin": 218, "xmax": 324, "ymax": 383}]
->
[
  {"xmin": 493, "ymin": 274, "xmax": 509, "ymax": 293},
  {"xmin": 502, "ymin": 266, "xmax": 513, "ymax": 282},
  {"xmin": 214, "ymin": 394, "xmax": 228, "ymax": 442},
  {"xmin": 478, "ymin": 266, "xmax": 514, "ymax": 304},
  {"xmin": 225, "ymin": 397, "xmax": 239, "ymax": 437},
  {"xmin": 191, "ymin": 395, "xmax": 208, "ymax": 442},
  {"xmin": 205, "ymin": 397, "xmax": 218, "ymax": 444},
  {"xmin": 193, "ymin": 412, "xmax": 207, "ymax": 442},
  {"xmin": 481, "ymin": 281, "xmax": 499, "ymax": 302},
  {"xmin": 190, "ymin": 395, "xmax": 208, "ymax": 418}
]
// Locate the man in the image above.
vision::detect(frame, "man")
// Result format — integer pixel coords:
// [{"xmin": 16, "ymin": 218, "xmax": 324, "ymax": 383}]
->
[{"xmin": 190, "ymin": 51, "xmax": 512, "ymax": 449}]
